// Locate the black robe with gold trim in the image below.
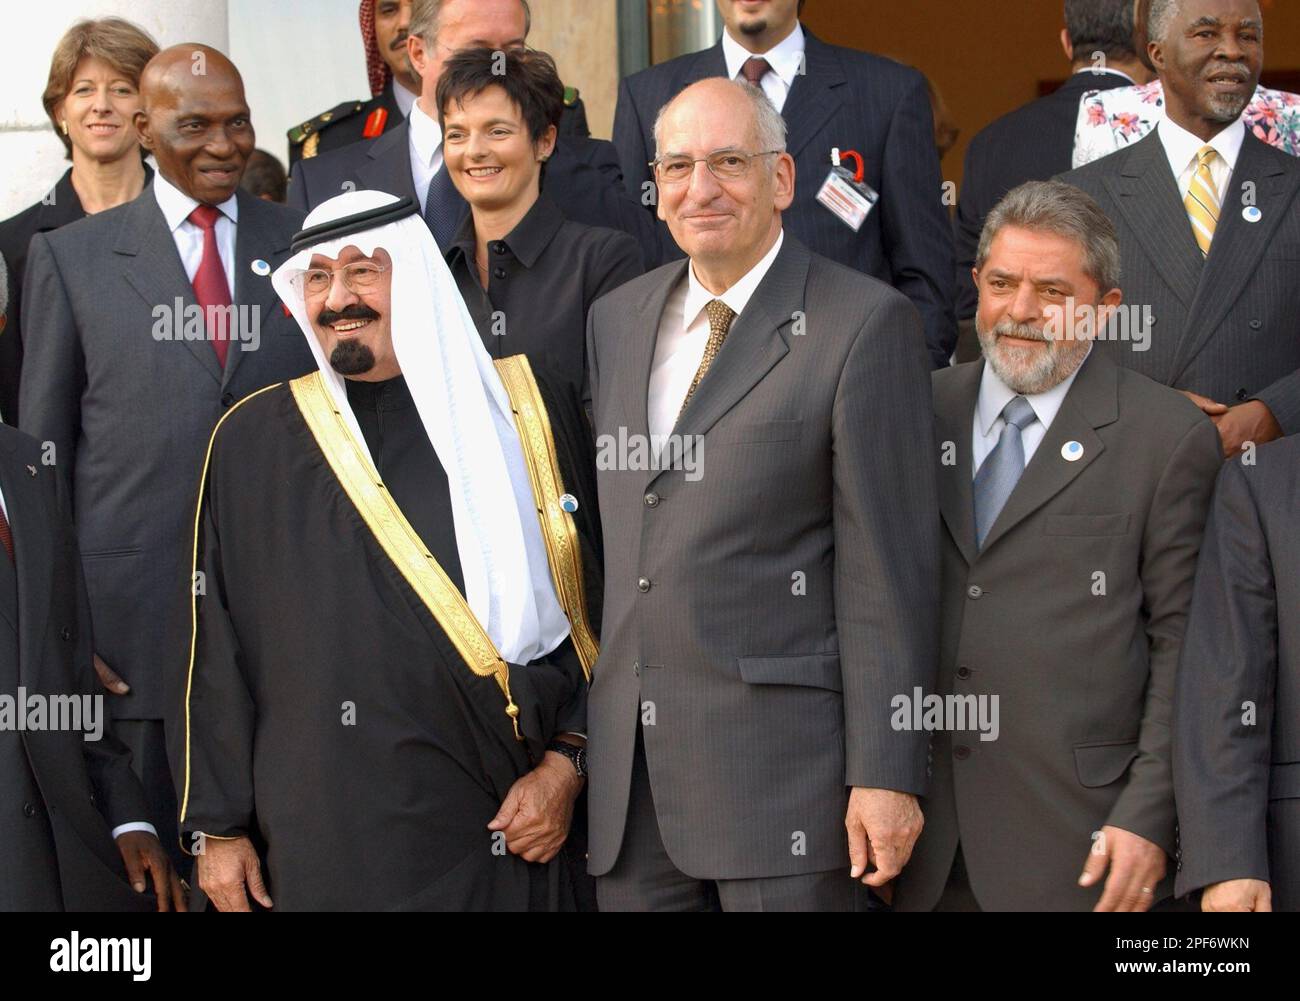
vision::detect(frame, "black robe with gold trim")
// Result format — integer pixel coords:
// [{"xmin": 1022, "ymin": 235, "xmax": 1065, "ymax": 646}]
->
[{"xmin": 177, "ymin": 359, "xmax": 600, "ymax": 911}]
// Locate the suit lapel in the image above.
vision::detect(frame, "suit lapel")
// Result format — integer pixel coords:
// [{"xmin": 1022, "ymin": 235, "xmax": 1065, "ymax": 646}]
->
[
  {"xmin": 978, "ymin": 350, "xmax": 1118, "ymax": 555},
  {"xmin": 781, "ymin": 31, "xmax": 847, "ymax": 161},
  {"xmin": 0, "ymin": 444, "xmax": 53, "ymax": 685},
  {"xmin": 1170, "ymin": 134, "xmax": 1298, "ymax": 381},
  {"xmin": 1103, "ymin": 133, "xmax": 1203, "ymax": 313},
  {"xmin": 356, "ymin": 121, "xmax": 419, "ymax": 202},
  {"xmin": 661, "ymin": 238, "xmax": 804, "ymax": 478},
  {"xmin": 115, "ymin": 190, "xmax": 224, "ymax": 386},
  {"xmin": 622, "ymin": 260, "xmax": 688, "ymax": 441},
  {"xmin": 934, "ymin": 362, "xmax": 981, "ymax": 567},
  {"xmin": 226, "ymin": 191, "xmax": 291, "ymax": 388}
]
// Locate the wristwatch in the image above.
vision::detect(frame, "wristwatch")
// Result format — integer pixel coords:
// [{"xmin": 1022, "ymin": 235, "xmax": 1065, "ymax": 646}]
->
[{"xmin": 547, "ymin": 739, "xmax": 587, "ymax": 778}]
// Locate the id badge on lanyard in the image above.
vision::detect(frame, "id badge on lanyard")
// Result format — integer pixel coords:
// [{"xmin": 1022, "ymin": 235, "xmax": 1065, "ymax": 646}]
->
[{"xmin": 816, "ymin": 148, "xmax": 878, "ymax": 232}]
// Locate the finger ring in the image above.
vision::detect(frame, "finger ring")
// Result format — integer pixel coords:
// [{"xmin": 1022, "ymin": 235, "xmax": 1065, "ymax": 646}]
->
[{"xmin": 1141, "ymin": 887, "xmax": 1152, "ymax": 894}]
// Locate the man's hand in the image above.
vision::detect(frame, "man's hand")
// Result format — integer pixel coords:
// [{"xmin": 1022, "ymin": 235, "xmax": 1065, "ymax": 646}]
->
[
  {"xmin": 1211, "ymin": 400, "xmax": 1282, "ymax": 459},
  {"xmin": 1202, "ymin": 878, "xmax": 1271, "ymax": 912},
  {"xmin": 93, "ymin": 653, "xmax": 130, "ymax": 695},
  {"xmin": 845, "ymin": 787, "xmax": 923, "ymax": 886},
  {"xmin": 195, "ymin": 835, "xmax": 273, "ymax": 912},
  {"xmin": 1078, "ymin": 824, "xmax": 1166, "ymax": 911},
  {"xmin": 1179, "ymin": 390, "xmax": 1230, "ymax": 418},
  {"xmin": 487, "ymin": 750, "xmax": 583, "ymax": 864},
  {"xmin": 115, "ymin": 831, "xmax": 186, "ymax": 912}
]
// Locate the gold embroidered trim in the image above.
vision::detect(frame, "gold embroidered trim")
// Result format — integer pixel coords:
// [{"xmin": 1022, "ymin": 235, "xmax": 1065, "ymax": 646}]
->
[
  {"xmin": 494, "ymin": 356, "xmax": 598, "ymax": 681},
  {"xmin": 289, "ymin": 371, "xmax": 521, "ymax": 736},
  {"xmin": 302, "ymin": 131, "xmax": 320, "ymax": 159}
]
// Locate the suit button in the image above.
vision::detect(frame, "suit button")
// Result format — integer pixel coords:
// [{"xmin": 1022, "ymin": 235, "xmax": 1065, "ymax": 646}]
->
[
  {"xmin": 953, "ymin": 745, "xmax": 971, "ymax": 760},
  {"xmin": 60, "ymin": 626, "xmax": 72, "ymax": 641},
  {"xmin": 956, "ymin": 665, "xmax": 971, "ymax": 679},
  {"xmin": 1236, "ymin": 388, "xmax": 1249, "ymax": 402},
  {"xmin": 966, "ymin": 585, "xmax": 983, "ymax": 599},
  {"xmin": 644, "ymin": 492, "xmax": 659, "ymax": 508},
  {"xmin": 493, "ymin": 266, "xmax": 507, "ymax": 280},
  {"xmin": 23, "ymin": 802, "xmax": 35, "ymax": 818},
  {"xmin": 1249, "ymin": 319, "xmax": 1263, "ymax": 330},
  {"xmin": 221, "ymin": 392, "xmax": 235, "ymax": 407},
  {"xmin": 637, "ymin": 577, "xmax": 651, "ymax": 593}
]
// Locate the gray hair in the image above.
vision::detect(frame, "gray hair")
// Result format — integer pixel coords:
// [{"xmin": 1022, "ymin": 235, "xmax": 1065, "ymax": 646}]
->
[
  {"xmin": 0, "ymin": 251, "xmax": 8, "ymax": 318},
  {"xmin": 1147, "ymin": 0, "xmax": 1183, "ymax": 45},
  {"xmin": 410, "ymin": 0, "xmax": 532, "ymax": 44},
  {"xmin": 653, "ymin": 79, "xmax": 787, "ymax": 161},
  {"xmin": 977, "ymin": 180, "xmax": 1121, "ymax": 293}
]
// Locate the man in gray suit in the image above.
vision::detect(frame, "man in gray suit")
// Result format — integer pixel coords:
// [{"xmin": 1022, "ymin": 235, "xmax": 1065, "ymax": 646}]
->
[
  {"xmin": 1059, "ymin": 0, "xmax": 1300, "ymax": 456},
  {"xmin": 586, "ymin": 78, "xmax": 939, "ymax": 911},
  {"xmin": 1173, "ymin": 436, "xmax": 1300, "ymax": 912},
  {"xmin": 893, "ymin": 180, "xmax": 1223, "ymax": 911},
  {"xmin": 19, "ymin": 46, "xmax": 314, "ymax": 866}
]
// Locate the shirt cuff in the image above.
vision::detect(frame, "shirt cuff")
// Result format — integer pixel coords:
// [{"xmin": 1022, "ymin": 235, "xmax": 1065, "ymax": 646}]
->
[{"xmin": 111, "ymin": 821, "xmax": 159, "ymax": 840}]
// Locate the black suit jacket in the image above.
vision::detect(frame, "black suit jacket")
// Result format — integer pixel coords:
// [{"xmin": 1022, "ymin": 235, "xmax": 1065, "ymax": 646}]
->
[
  {"xmin": 0, "ymin": 424, "xmax": 155, "ymax": 910},
  {"xmin": 954, "ymin": 71, "xmax": 1133, "ymax": 321},
  {"xmin": 286, "ymin": 118, "xmax": 660, "ymax": 268},
  {"xmin": 1174, "ymin": 436, "xmax": 1300, "ymax": 910},
  {"xmin": 1059, "ymin": 130, "xmax": 1300, "ymax": 435},
  {"xmin": 612, "ymin": 27, "xmax": 956, "ymax": 368}
]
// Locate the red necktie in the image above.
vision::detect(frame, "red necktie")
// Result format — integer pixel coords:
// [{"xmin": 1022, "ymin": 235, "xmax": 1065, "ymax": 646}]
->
[
  {"xmin": 187, "ymin": 204, "xmax": 232, "ymax": 368},
  {"xmin": 0, "ymin": 504, "xmax": 13, "ymax": 562},
  {"xmin": 741, "ymin": 56, "xmax": 772, "ymax": 87}
]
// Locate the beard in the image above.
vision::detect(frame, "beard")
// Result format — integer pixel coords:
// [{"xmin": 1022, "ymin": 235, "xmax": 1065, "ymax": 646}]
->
[
  {"xmin": 977, "ymin": 316, "xmax": 1091, "ymax": 396},
  {"xmin": 738, "ymin": 18, "xmax": 768, "ymax": 35},
  {"xmin": 1205, "ymin": 89, "xmax": 1252, "ymax": 123},
  {"xmin": 330, "ymin": 339, "xmax": 376, "ymax": 376}
]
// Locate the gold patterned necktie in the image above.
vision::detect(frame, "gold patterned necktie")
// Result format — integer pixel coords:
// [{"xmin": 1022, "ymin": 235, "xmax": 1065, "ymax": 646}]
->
[
  {"xmin": 1185, "ymin": 145, "xmax": 1221, "ymax": 258},
  {"xmin": 678, "ymin": 299, "xmax": 737, "ymax": 420}
]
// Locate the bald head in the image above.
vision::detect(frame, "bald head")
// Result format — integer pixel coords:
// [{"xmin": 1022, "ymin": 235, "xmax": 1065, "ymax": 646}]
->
[{"xmin": 136, "ymin": 45, "xmax": 253, "ymax": 205}]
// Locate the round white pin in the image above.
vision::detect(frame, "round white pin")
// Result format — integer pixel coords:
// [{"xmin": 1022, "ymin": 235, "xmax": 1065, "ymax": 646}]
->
[
  {"xmin": 1243, "ymin": 206, "xmax": 1262, "ymax": 224},
  {"xmin": 1061, "ymin": 441, "xmax": 1084, "ymax": 462},
  {"xmin": 559, "ymin": 493, "xmax": 579, "ymax": 513},
  {"xmin": 251, "ymin": 259, "xmax": 271, "ymax": 276}
]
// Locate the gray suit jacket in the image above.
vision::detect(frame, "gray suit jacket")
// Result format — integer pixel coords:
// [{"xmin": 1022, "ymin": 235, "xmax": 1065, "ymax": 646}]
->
[
  {"xmin": 18, "ymin": 186, "xmax": 314, "ymax": 721},
  {"xmin": 893, "ymin": 351, "xmax": 1222, "ymax": 911},
  {"xmin": 1173, "ymin": 435, "xmax": 1300, "ymax": 910},
  {"xmin": 1058, "ymin": 130, "xmax": 1300, "ymax": 434},
  {"xmin": 585, "ymin": 235, "xmax": 940, "ymax": 879}
]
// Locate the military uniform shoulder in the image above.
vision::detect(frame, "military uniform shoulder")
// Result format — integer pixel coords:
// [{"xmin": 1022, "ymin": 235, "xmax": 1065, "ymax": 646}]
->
[{"xmin": 288, "ymin": 99, "xmax": 370, "ymax": 153}]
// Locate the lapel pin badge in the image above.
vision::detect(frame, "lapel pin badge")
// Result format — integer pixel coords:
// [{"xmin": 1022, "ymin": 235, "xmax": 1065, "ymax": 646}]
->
[
  {"xmin": 559, "ymin": 493, "xmax": 579, "ymax": 513},
  {"xmin": 1242, "ymin": 206, "xmax": 1262, "ymax": 224},
  {"xmin": 251, "ymin": 259, "xmax": 271, "ymax": 276},
  {"xmin": 1061, "ymin": 441, "xmax": 1084, "ymax": 462},
  {"xmin": 26, "ymin": 464, "xmax": 37, "ymax": 477}
]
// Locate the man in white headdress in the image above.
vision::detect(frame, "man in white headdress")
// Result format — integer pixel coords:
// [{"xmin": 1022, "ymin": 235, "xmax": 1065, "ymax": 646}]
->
[{"xmin": 176, "ymin": 190, "xmax": 601, "ymax": 911}]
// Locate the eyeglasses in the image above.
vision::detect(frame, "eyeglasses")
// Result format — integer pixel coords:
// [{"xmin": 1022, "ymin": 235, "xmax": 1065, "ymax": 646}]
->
[
  {"xmin": 650, "ymin": 148, "xmax": 782, "ymax": 185},
  {"xmin": 291, "ymin": 262, "xmax": 388, "ymax": 299}
]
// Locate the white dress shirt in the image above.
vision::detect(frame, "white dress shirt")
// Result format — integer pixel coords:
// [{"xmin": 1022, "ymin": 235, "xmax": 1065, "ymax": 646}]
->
[
  {"xmin": 0, "ymin": 481, "xmax": 154, "ymax": 840},
  {"xmin": 393, "ymin": 78, "xmax": 418, "ymax": 119},
  {"xmin": 409, "ymin": 99, "xmax": 446, "ymax": 215},
  {"xmin": 152, "ymin": 171, "xmax": 238, "ymax": 300},
  {"xmin": 972, "ymin": 345, "xmax": 1092, "ymax": 476},
  {"xmin": 648, "ymin": 231, "xmax": 784, "ymax": 440},
  {"xmin": 721, "ymin": 22, "xmax": 806, "ymax": 114},
  {"xmin": 1157, "ymin": 115, "xmax": 1245, "ymax": 203}
]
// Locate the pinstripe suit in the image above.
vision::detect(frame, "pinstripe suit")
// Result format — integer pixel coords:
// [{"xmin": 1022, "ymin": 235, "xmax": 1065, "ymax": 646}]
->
[
  {"xmin": 613, "ymin": 28, "xmax": 957, "ymax": 369},
  {"xmin": 585, "ymin": 235, "xmax": 940, "ymax": 908},
  {"xmin": 1058, "ymin": 130, "xmax": 1300, "ymax": 434}
]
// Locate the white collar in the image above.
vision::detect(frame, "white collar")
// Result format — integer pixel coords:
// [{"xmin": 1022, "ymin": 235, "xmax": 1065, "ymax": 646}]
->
[
  {"xmin": 409, "ymin": 98, "xmax": 444, "ymax": 165},
  {"xmin": 976, "ymin": 343, "xmax": 1092, "ymax": 437},
  {"xmin": 1157, "ymin": 115, "xmax": 1246, "ymax": 177},
  {"xmin": 722, "ymin": 21, "xmax": 806, "ymax": 88},
  {"xmin": 152, "ymin": 169, "xmax": 238, "ymax": 231},
  {"xmin": 683, "ymin": 230, "xmax": 784, "ymax": 330},
  {"xmin": 393, "ymin": 78, "xmax": 418, "ymax": 119}
]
